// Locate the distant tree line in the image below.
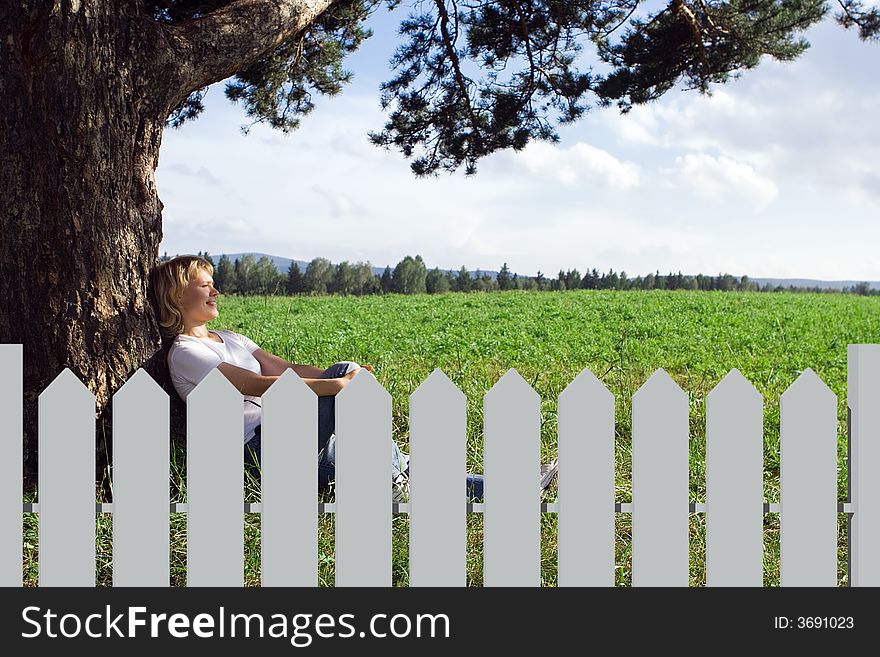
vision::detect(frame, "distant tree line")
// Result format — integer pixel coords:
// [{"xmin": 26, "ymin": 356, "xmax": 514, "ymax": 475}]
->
[{"xmin": 158, "ymin": 252, "xmax": 879, "ymax": 297}]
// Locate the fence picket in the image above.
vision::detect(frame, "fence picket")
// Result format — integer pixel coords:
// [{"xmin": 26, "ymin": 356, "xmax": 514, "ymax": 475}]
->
[
  {"xmin": 558, "ymin": 367, "xmax": 614, "ymax": 586},
  {"xmin": 849, "ymin": 345, "xmax": 880, "ymax": 586},
  {"xmin": 335, "ymin": 370, "xmax": 391, "ymax": 586},
  {"xmin": 780, "ymin": 369, "xmax": 838, "ymax": 586},
  {"xmin": 187, "ymin": 368, "xmax": 243, "ymax": 586},
  {"xmin": 706, "ymin": 369, "xmax": 763, "ymax": 586},
  {"xmin": 632, "ymin": 369, "xmax": 689, "ymax": 586},
  {"xmin": 113, "ymin": 369, "xmax": 169, "ymax": 586},
  {"xmin": 0, "ymin": 345, "xmax": 22, "ymax": 587},
  {"xmin": 484, "ymin": 369, "xmax": 541, "ymax": 586},
  {"xmin": 261, "ymin": 370, "xmax": 317, "ymax": 586},
  {"xmin": 39, "ymin": 369, "xmax": 95, "ymax": 586},
  {"xmin": 410, "ymin": 369, "xmax": 466, "ymax": 586}
]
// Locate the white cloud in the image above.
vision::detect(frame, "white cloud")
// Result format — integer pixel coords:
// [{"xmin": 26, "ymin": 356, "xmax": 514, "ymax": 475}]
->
[
  {"xmin": 516, "ymin": 141, "xmax": 640, "ymax": 189},
  {"xmin": 661, "ymin": 154, "xmax": 778, "ymax": 206},
  {"xmin": 607, "ymin": 89, "xmax": 769, "ymax": 152},
  {"xmin": 593, "ymin": 23, "xmax": 880, "ymax": 208},
  {"xmin": 310, "ymin": 185, "xmax": 365, "ymax": 218}
]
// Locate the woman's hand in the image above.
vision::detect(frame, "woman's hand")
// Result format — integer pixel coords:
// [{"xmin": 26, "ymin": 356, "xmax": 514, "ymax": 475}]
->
[{"xmin": 337, "ymin": 364, "xmax": 373, "ymax": 392}]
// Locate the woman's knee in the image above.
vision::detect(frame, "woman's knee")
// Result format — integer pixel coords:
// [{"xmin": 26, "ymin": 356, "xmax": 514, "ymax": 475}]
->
[{"xmin": 332, "ymin": 361, "xmax": 361, "ymax": 375}]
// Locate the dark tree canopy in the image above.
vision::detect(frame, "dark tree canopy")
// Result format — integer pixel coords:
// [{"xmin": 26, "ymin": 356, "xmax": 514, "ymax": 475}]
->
[{"xmin": 148, "ymin": 0, "xmax": 878, "ymax": 175}]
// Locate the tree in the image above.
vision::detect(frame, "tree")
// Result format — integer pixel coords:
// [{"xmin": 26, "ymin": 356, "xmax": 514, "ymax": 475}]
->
[
  {"xmin": 380, "ymin": 266, "xmax": 394, "ymax": 294},
  {"xmin": 497, "ymin": 263, "xmax": 512, "ymax": 291},
  {"xmin": 235, "ymin": 254, "xmax": 258, "ymax": 294},
  {"xmin": 352, "ymin": 262, "xmax": 378, "ymax": 295},
  {"xmin": 454, "ymin": 267, "xmax": 472, "ymax": 293},
  {"xmin": 303, "ymin": 257, "xmax": 334, "ymax": 294},
  {"xmin": 332, "ymin": 261, "xmax": 357, "ymax": 295},
  {"xmin": 553, "ymin": 270, "xmax": 566, "ymax": 292},
  {"xmin": 520, "ymin": 275, "xmax": 537, "ymax": 291},
  {"xmin": 253, "ymin": 256, "xmax": 281, "ymax": 294},
  {"xmin": 606, "ymin": 269, "xmax": 620, "ymax": 290},
  {"xmin": 719, "ymin": 273, "xmax": 737, "ymax": 292},
  {"xmin": 535, "ymin": 271, "xmax": 546, "ymax": 291},
  {"xmin": 426, "ymin": 267, "xmax": 450, "ymax": 294},
  {"xmin": 392, "ymin": 255, "xmax": 427, "ymax": 294},
  {"xmin": 3, "ymin": 1, "xmax": 876, "ymax": 474},
  {"xmin": 214, "ymin": 254, "xmax": 236, "ymax": 293},
  {"xmin": 479, "ymin": 273, "xmax": 497, "ymax": 292},
  {"xmin": 286, "ymin": 261, "xmax": 305, "ymax": 295}
]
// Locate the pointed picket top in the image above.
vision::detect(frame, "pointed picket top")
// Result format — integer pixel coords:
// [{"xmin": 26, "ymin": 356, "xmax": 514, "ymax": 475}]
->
[
  {"xmin": 410, "ymin": 367, "xmax": 467, "ymax": 587},
  {"xmin": 335, "ymin": 365, "xmax": 393, "ymax": 586},
  {"xmin": 41, "ymin": 368, "xmax": 94, "ymax": 405},
  {"xmin": 187, "ymin": 366, "xmax": 243, "ymax": 587},
  {"xmin": 336, "ymin": 367, "xmax": 390, "ymax": 404},
  {"xmin": 484, "ymin": 367, "xmax": 541, "ymax": 586},
  {"xmin": 558, "ymin": 366, "xmax": 615, "ymax": 587},
  {"xmin": 559, "ymin": 367, "xmax": 613, "ymax": 405},
  {"xmin": 705, "ymin": 368, "xmax": 763, "ymax": 587},
  {"xmin": 781, "ymin": 368, "xmax": 835, "ymax": 404},
  {"xmin": 633, "ymin": 368, "xmax": 685, "ymax": 403},
  {"xmin": 779, "ymin": 367, "xmax": 837, "ymax": 586},
  {"xmin": 486, "ymin": 368, "xmax": 539, "ymax": 405},
  {"xmin": 39, "ymin": 367, "xmax": 95, "ymax": 586},
  {"xmin": 631, "ymin": 367, "xmax": 689, "ymax": 586},
  {"xmin": 261, "ymin": 367, "xmax": 318, "ymax": 587},
  {"xmin": 115, "ymin": 368, "xmax": 167, "ymax": 403},
  {"xmin": 262, "ymin": 367, "xmax": 313, "ymax": 402},
  {"xmin": 706, "ymin": 368, "xmax": 761, "ymax": 404},
  {"xmin": 113, "ymin": 368, "xmax": 169, "ymax": 586},
  {"xmin": 188, "ymin": 366, "xmax": 239, "ymax": 403},
  {"xmin": 412, "ymin": 368, "xmax": 465, "ymax": 404}
]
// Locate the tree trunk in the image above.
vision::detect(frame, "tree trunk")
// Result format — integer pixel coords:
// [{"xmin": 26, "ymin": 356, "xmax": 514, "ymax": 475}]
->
[{"xmin": 1, "ymin": 2, "xmax": 181, "ymax": 484}]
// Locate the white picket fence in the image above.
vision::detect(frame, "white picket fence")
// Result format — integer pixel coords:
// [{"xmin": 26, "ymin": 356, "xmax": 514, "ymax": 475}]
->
[{"xmin": 1, "ymin": 344, "xmax": 878, "ymax": 587}]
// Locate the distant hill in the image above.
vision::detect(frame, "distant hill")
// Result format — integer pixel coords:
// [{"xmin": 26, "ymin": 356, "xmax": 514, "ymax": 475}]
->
[
  {"xmin": 748, "ymin": 278, "xmax": 880, "ymax": 291},
  {"xmin": 212, "ymin": 253, "xmax": 880, "ymax": 290}
]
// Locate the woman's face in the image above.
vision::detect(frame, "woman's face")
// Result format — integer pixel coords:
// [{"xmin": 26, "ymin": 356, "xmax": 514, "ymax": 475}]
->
[{"xmin": 179, "ymin": 268, "xmax": 219, "ymax": 327}]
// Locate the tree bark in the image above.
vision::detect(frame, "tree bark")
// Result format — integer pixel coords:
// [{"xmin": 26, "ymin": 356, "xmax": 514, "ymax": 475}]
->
[
  {"xmin": 0, "ymin": 2, "xmax": 166, "ymax": 483},
  {"xmin": 0, "ymin": 0, "xmax": 338, "ymax": 485}
]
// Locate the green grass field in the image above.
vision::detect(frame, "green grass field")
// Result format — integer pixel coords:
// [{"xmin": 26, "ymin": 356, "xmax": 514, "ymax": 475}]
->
[{"xmin": 22, "ymin": 289, "xmax": 880, "ymax": 586}]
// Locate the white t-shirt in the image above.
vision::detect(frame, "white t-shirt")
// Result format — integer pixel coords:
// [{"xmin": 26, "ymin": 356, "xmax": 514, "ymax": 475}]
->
[{"xmin": 168, "ymin": 329, "xmax": 263, "ymax": 444}]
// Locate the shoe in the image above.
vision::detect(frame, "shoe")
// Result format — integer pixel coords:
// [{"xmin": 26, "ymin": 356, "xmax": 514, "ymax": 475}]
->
[
  {"xmin": 392, "ymin": 471, "xmax": 410, "ymax": 503},
  {"xmin": 540, "ymin": 458, "xmax": 559, "ymax": 493}
]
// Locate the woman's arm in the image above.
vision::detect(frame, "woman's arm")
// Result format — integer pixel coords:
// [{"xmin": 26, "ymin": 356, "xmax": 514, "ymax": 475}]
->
[
  {"xmin": 217, "ymin": 362, "xmax": 279, "ymax": 396},
  {"xmin": 218, "ymin": 362, "xmax": 352, "ymax": 397},
  {"xmin": 252, "ymin": 348, "xmax": 373, "ymax": 379},
  {"xmin": 251, "ymin": 348, "xmax": 325, "ymax": 378}
]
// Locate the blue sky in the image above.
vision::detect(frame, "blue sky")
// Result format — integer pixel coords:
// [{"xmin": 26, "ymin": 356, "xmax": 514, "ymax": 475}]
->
[{"xmin": 156, "ymin": 7, "xmax": 880, "ymax": 280}]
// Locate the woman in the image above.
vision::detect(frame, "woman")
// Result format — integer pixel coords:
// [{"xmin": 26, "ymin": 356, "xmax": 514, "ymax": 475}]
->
[{"xmin": 153, "ymin": 254, "xmax": 487, "ymax": 501}]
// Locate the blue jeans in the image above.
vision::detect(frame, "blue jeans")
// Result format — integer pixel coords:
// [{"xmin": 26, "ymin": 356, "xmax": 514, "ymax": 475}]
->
[{"xmin": 245, "ymin": 361, "xmax": 484, "ymax": 501}]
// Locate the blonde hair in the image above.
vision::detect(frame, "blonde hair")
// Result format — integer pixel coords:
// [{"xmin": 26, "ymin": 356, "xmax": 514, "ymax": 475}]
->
[{"xmin": 153, "ymin": 255, "xmax": 215, "ymax": 336}]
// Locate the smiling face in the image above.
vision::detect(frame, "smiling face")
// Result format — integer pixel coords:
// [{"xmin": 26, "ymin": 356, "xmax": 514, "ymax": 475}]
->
[{"xmin": 179, "ymin": 268, "xmax": 219, "ymax": 329}]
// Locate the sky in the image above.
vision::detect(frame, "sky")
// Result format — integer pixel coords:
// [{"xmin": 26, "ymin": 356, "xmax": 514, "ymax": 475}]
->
[{"xmin": 155, "ymin": 6, "xmax": 880, "ymax": 281}]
